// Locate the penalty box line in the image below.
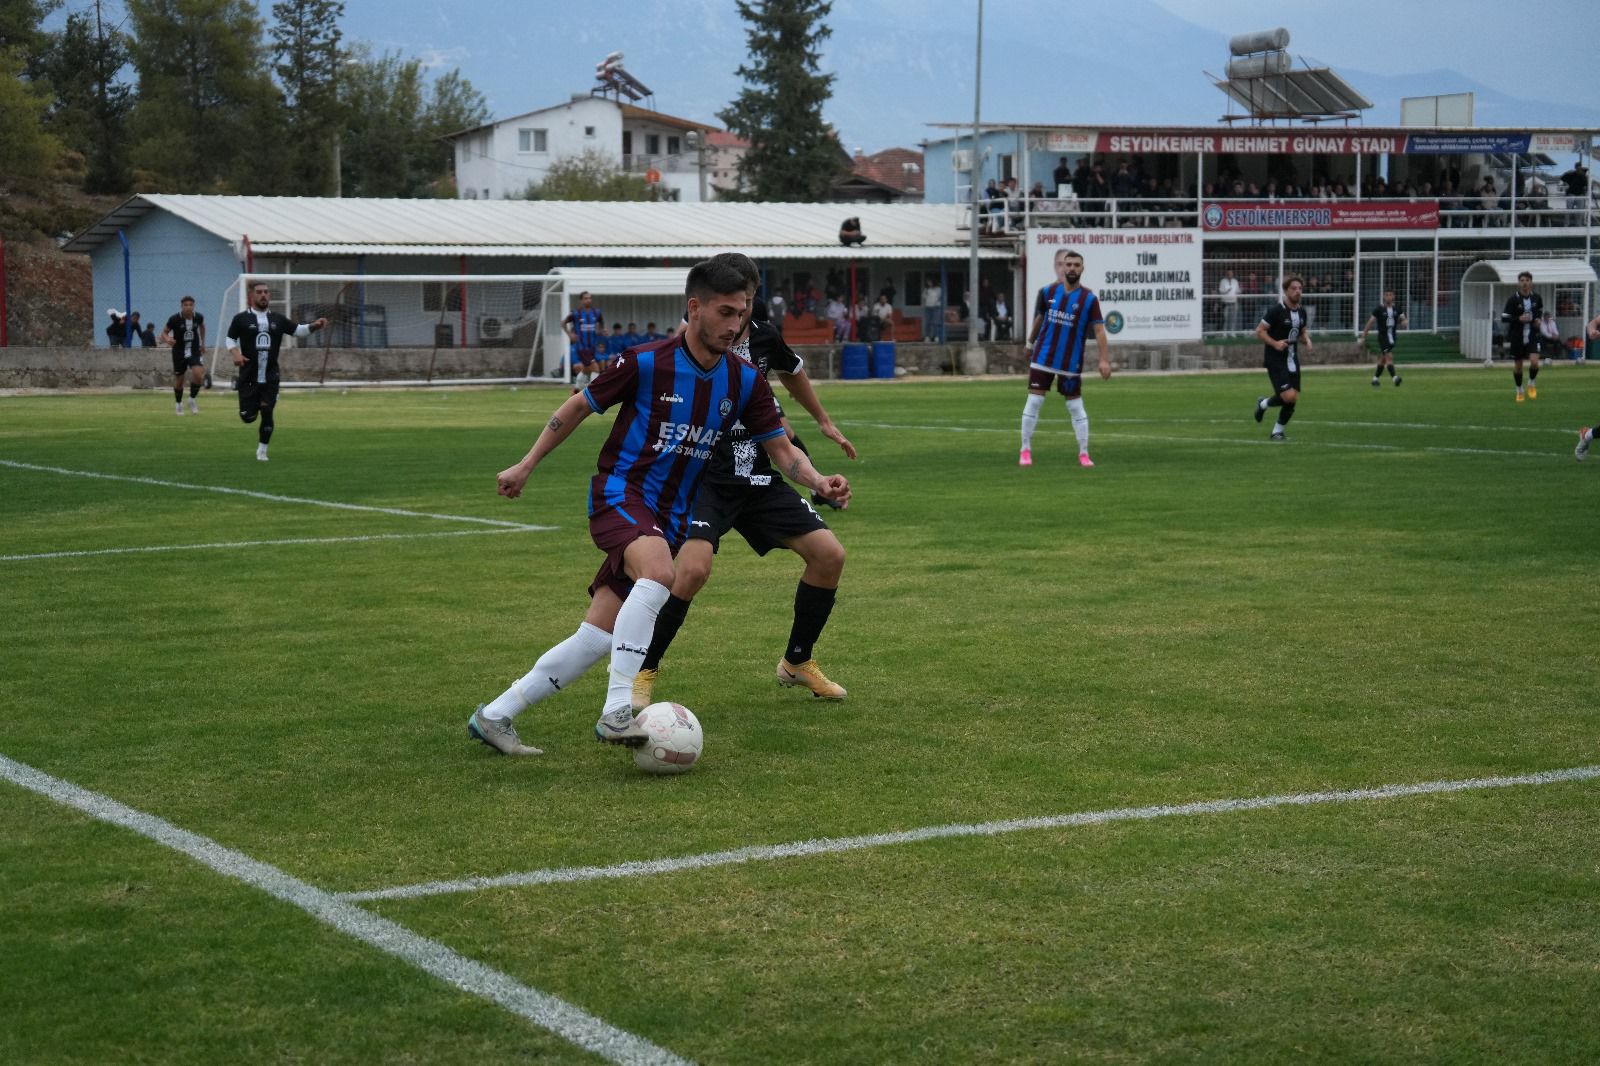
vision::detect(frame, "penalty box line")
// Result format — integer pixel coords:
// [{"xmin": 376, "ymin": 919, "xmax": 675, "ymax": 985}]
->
[
  {"xmin": 0, "ymin": 753, "xmax": 691, "ymax": 1066},
  {"xmin": 338, "ymin": 765, "xmax": 1600, "ymax": 903},
  {"xmin": 0, "ymin": 459, "xmax": 551, "ymax": 531},
  {"xmin": 1, "ymin": 528, "xmax": 539, "ymax": 563}
]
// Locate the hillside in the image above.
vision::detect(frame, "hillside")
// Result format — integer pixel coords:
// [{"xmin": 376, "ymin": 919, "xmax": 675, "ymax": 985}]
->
[{"xmin": 1, "ymin": 182, "xmax": 116, "ymax": 348}]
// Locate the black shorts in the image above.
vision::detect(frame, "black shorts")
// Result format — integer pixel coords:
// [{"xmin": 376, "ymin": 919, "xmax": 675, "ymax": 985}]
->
[
  {"xmin": 688, "ymin": 479, "xmax": 829, "ymax": 556},
  {"xmin": 1027, "ymin": 366, "xmax": 1082, "ymax": 397},
  {"xmin": 1508, "ymin": 340, "xmax": 1537, "ymax": 360},
  {"xmin": 1263, "ymin": 352, "xmax": 1301, "ymax": 396},
  {"xmin": 172, "ymin": 352, "xmax": 203, "ymax": 375},
  {"xmin": 238, "ymin": 378, "xmax": 279, "ymax": 420}
]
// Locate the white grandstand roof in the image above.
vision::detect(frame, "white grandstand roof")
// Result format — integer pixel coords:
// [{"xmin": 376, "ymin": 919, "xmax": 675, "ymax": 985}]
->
[
  {"xmin": 64, "ymin": 195, "xmax": 1011, "ymax": 260},
  {"xmin": 1460, "ymin": 259, "xmax": 1599, "ymax": 285}
]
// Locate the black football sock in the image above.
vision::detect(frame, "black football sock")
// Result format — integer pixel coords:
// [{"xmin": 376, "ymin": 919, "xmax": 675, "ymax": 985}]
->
[
  {"xmin": 1265, "ymin": 394, "xmax": 1284, "ymax": 407},
  {"xmin": 641, "ymin": 594, "xmax": 692, "ymax": 671},
  {"xmin": 785, "ymin": 581, "xmax": 837, "ymax": 666},
  {"xmin": 1276, "ymin": 403, "xmax": 1295, "ymax": 429},
  {"xmin": 1514, "ymin": 370, "xmax": 1523, "ymax": 387},
  {"xmin": 174, "ymin": 386, "xmax": 184, "ymax": 402},
  {"xmin": 1386, "ymin": 364, "xmax": 1396, "ymax": 378},
  {"xmin": 190, "ymin": 382, "xmax": 201, "ymax": 398},
  {"xmin": 1374, "ymin": 362, "xmax": 1385, "ymax": 377},
  {"xmin": 259, "ymin": 408, "xmax": 274, "ymax": 444},
  {"xmin": 1529, "ymin": 365, "xmax": 1539, "ymax": 382}
]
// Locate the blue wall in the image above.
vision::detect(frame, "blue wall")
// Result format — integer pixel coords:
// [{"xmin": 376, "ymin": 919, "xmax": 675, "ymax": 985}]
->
[{"xmin": 91, "ymin": 212, "xmax": 241, "ymax": 347}]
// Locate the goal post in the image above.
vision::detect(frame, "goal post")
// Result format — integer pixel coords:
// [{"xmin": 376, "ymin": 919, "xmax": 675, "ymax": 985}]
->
[{"xmin": 206, "ymin": 273, "xmax": 572, "ymax": 388}]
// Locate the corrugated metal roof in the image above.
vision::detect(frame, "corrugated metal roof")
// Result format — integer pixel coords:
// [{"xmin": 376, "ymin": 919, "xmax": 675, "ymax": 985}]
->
[
  {"xmin": 64, "ymin": 195, "xmax": 1000, "ymax": 259},
  {"xmin": 1461, "ymin": 259, "xmax": 1599, "ymax": 285}
]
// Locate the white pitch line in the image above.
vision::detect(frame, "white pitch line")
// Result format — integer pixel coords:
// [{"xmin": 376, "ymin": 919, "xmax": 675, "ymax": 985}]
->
[
  {"xmin": 1, "ymin": 527, "xmax": 540, "ymax": 562},
  {"xmin": 337, "ymin": 765, "xmax": 1600, "ymax": 903},
  {"xmin": 0, "ymin": 459, "xmax": 548, "ymax": 531},
  {"xmin": 839, "ymin": 421, "xmax": 1557, "ymax": 458},
  {"xmin": 0, "ymin": 753, "xmax": 690, "ymax": 1066}
]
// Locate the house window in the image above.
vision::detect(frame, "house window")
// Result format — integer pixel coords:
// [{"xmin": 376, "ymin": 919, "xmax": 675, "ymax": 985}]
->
[
  {"xmin": 584, "ymin": 125, "xmax": 596, "ymax": 138},
  {"xmin": 646, "ymin": 133, "xmax": 660, "ymax": 155},
  {"xmin": 518, "ymin": 128, "xmax": 547, "ymax": 153},
  {"xmin": 667, "ymin": 135, "xmax": 680, "ymax": 155}
]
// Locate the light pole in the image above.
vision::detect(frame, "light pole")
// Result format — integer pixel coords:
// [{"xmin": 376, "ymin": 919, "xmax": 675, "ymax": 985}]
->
[
  {"xmin": 686, "ymin": 129, "xmax": 709, "ymax": 202},
  {"xmin": 963, "ymin": 0, "xmax": 986, "ymax": 375}
]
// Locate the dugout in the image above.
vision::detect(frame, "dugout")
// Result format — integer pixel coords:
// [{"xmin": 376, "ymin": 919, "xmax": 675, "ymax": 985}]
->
[
  {"xmin": 542, "ymin": 267, "xmax": 691, "ymax": 375},
  {"xmin": 1458, "ymin": 260, "xmax": 1596, "ymax": 362}
]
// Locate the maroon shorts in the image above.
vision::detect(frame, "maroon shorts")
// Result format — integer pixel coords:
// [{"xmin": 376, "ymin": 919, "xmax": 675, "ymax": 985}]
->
[
  {"xmin": 587, "ymin": 501, "xmax": 674, "ymax": 600},
  {"xmin": 1027, "ymin": 366, "xmax": 1082, "ymax": 397}
]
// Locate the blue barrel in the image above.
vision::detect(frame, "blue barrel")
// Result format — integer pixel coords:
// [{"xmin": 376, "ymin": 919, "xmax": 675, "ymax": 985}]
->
[
  {"xmin": 840, "ymin": 342, "xmax": 870, "ymax": 380},
  {"xmin": 871, "ymin": 341, "xmax": 896, "ymax": 378}
]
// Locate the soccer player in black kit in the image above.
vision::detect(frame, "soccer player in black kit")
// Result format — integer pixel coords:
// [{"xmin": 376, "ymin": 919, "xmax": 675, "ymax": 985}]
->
[
  {"xmin": 1360, "ymin": 288, "xmax": 1406, "ymax": 388},
  {"xmin": 1500, "ymin": 270, "xmax": 1542, "ymax": 403},
  {"xmin": 633, "ymin": 253, "xmax": 858, "ymax": 705},
  {"xmin": 160, "ymin": 295, "xmax": 206, "ymax": 415},
  {"xmin": 225, "ymin": 281, "xmax": 327, "ymax": 461},
  {"xmin": 1252, "ymin": 275, "xmax": 1312, "ymax": 441}
]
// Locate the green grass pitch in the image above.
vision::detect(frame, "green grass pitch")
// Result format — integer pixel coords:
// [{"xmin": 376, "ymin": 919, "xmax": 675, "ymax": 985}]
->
[{"xmin": 2, "ymin": 364, "xmax": 1597, "ymax": 1064}]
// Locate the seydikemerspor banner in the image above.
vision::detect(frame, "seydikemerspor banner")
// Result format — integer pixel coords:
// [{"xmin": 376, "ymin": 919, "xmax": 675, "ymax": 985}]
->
[
  {"xmin": 1025, "ymin": 228, "xmax": 1203, "ymax": 343},
  {"xmin": 1201, "ymin": 201, "xmax": 1439, "ymax": 232}
]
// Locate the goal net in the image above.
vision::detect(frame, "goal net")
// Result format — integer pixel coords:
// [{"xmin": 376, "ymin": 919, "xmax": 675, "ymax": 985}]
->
[{"xmin": 207, "ymin": 273, "xmax": 572, "ymax": 387}]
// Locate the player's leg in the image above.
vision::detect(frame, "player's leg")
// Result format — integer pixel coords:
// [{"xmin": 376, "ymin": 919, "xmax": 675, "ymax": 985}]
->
[
  {"xmin": 173, "ymin": 371, "xmax": 186, "ymax": 414},
  {"xmin": 1527, "ymin": 351, "xmax": 1540, "ymax": 398},
  {"xmin": 774, "ymin": 526, "xmax": 848, "ymax": 699},
  {"xmin": 188, "ymin": 363, "xmax": 203, "ymax": 409},
  {"xmin": 1576, "ymin": 425, "xmax": 1593, "ymax": 461},
  {"xmin": 254, "ymin": 388, "xmax": 277, "ymax": 460},
  {"xmin": 1062, "ymin": 374, "xmax": 1092, "ymax": 466},
  {"xmin": 1020, "ymin": 371, "xmax": 1049, "ymax": 465},
  {"xmin": 468, "ymin": 591, "xmax": 619, "ymax": 757},
  {"xmin": 635, "ymin": 538, "xmax": 717, "ymax": 708},
  {"xmin": 238, "ymin": 380, "xmax": 262, "ymax": 454},
  {"xmin": 594, "ymin": 534, "xmax": 674, "ymax": 743},
  {"xmin": 1272, "ymin": 378, "xmax": 1298, "ymax": 439},
  {"xmin": 1513, "ymin": 355, "xmax": 1526, "ymax": 401}
]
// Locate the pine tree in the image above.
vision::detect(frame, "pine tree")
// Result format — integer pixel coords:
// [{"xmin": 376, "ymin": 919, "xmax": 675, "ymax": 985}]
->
[
  {"xmin": 718, "ymin": 0, "xmax": 845, "ymax": 203},
  {"xmin": 338, "ymin": 45, "xmax": 487, "ymax": 198},
  {"xmin": 125, "ymin": 0, "xmax": 282, "ymax": 192},
  {"xmin": 40, "ymin": 5, "xmax": 133, "ymax": 193},
  {"xmin": 270, "ymin": 0, "xmax": 344, "ymax": 195}
]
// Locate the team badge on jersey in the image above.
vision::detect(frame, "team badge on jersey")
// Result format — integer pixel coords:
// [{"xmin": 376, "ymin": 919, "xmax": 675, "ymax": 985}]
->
[{"xmin": 719, "ymin": 398, "xmax": 733, "ymax": 416}]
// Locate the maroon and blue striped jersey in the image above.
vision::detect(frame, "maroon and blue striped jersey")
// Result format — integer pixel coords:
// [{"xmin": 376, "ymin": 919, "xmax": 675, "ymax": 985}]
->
[
  {"xmin": 1030, "ymin": 284, "xmax": 1103, "ymax": 376},
  {"xmin": 582, "ymin": 337, "xmax": 785, "ymax": 543}
]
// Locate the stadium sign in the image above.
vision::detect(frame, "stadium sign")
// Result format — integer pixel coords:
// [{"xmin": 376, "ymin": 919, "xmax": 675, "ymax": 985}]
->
[
  {"xmin": 1201, "ymin": 201, "xmax": 1439, "ymax": 232},
  {"xmin": 1078, "ymin": 128, "xmax": 1580, "ymax": 156},
  {"xmin": 1025, "ymin": 228, "xmax": 1204, "ymax": 343}
]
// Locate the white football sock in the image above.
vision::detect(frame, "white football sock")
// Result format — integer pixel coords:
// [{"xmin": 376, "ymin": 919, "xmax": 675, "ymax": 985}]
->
[
  {"xmin": 604, "ymin": 578, "xmax": 670, "ymax": 714},
  {"xmin": 482, "ymin": 621, "xmax": 611, "ymax": 721},
  {"xmin": 1066, "ymin": 397, "xmax": 1089, "ymax": 453},
  {"xmin": 1021, "ymin": 393, "xmax": 1044, "ymax": 450}
]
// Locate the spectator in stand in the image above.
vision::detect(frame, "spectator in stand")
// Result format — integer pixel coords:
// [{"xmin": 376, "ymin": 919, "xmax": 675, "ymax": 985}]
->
[
  {"xmin": 623, "ymin": 321, "xmax": 642, "ymax": 349},
  {"xmin": 852, "ymin": 294, "xmax": 870, "ymax": 340},
  {"xmin": 1003, "ymin": 177, "xmax": 1022, "ymax": 232},
  {"xmin": 767, "ymin": 291, "xmax": 786, "ymax": 335},
  {"xmin": 105, "ymin": 309, "xmax": 127, "ymax": 347},
  {"xmin": 983, "ymin": 179, "xmax": 1003, "ymax": 234},
  {"xmin": 992, "ymin": 291, "xmax": 1011, "ymax": 341},
  {"xmin": 1053, "ymin": 156, "xmax": 1072, "ymax": 194},
  {"xmin": 977, "ymin": 279, "xmax": 997, "ymax": 341},
  {"xmin": 1479, "ymin": 177, "xmax": 1499, "ymax": 227},
  {"xmin": 1537, "ymin": 310, "xmax": 1564, "ymax": 358},
  {"xmin": 1029, "ymin": 180, "xmax": 1046, "ymax": 215},
  {"xmin": 826, "ymin": 295, "xmax": 848, "ymax": 342},
  {"xmin": 643, "ymin": 321, "xmax": 665, "ymax": 342},
  {"xmin": 921, "ymin": 277, "xmax": 942, "ymax": 342},
  {"xmin": 1111, "ymin": 161, "xmax": 1138, "ymax": 203},
  {"xmin": 1086, "ymin": 164, "xmax": 1110, "ymax": 226},
  {"xmin": 129, "ymin": 312, "xmax": 156, "ymax": 347},
  {"xmin": 604, "ymin": 322, "xmax": 627, "ymax": 367},
  {"xmin": 873, "ymin": 292, "xmax": 895, "ymax": 340},
  {"xmin": 1071, "ymin": 158, "xmax": 1092, "ymax": 199},
  {"xmin": 1218, "ymin": 268, "xmax": 1241, "ymax": 332},
  {"xmin": 1560, "ymin": 163, "xmax": 1590, "ymax": 224}
]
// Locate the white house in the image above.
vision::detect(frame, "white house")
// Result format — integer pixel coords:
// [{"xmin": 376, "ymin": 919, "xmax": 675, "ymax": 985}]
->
[{"xmin": 447, "ymin": 95, "xmax": 725, "ymax": 202}]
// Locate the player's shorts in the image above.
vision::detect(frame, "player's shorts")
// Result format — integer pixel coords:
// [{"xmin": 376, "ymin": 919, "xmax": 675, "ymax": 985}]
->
[
  {"xmin": 688, "ymin": 479, "xmax": 830, "ymax": 556},
  {"xmin": 1507, "ymin": 338, "xmax": 1537, "ymax": 360},
  {"xmin": 172, "ymin": 351, "xmax": 203, "ymax": 375},
  {"xmin": 237, "ymin": 378, "xmax": 279, "ymax": 421},
  {"xmin": 587, "ymin": 498, "xmax": 675, "ymax": 600},
  {"xmin": 1027, "ymin": 365, "xmax": 1082, "ymax": 397},
  {"xmin": 1263, "ymin": 352, "xmax": 1301, "ymax": 396},
  {"xmin": 571, "ymin": 346, "xmax": 598, "ymax": 365},
  {"xmin": 1377, "ymin": 337, "xmax": 1396, "ymax": 354}
]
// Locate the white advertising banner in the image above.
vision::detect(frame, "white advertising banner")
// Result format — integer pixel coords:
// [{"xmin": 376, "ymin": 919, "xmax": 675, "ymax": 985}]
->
[{"xmin": 1024, "ymin": 228, "xmax": 1204, "ymax": 343}]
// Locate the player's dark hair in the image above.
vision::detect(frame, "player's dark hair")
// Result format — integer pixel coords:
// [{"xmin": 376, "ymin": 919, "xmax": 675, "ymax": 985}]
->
[
  {"xmin": 181, "ymin": 295, "xmax": 195, "ymax": 303},
  {"xmin": 686, "ymin": 257, "xmax": 751, "ymax": 302},
  {"xmin": 708, "ymin": 252, "xmax": 760, "ymax": 291},
  {"xmin": 1060, "ymin": 249, "xmax": 1083, "ymax": 261},
  {"xmin": 1517, "ymin": 271, "xmax": 1533, "ymax": 281},
  {"xmin": 1382, "ymin": 288, "xmax": 1394, "ymax": 295},
  {"xmin": 1282, "ymin": 274, "xmax": 1304, "ymax": 291},
  {"xmin": 249, "ymin": 280, "xmax": 269, "ymax": 291}
]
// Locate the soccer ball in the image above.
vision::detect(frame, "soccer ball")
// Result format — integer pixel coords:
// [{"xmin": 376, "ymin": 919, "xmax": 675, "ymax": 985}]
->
[{"xmin": 632, "ymin": 701, "xmax": 703, "ymax": 775}]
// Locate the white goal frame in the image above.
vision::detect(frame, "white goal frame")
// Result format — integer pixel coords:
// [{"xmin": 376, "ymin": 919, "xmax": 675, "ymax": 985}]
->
[{"xmin": 207, "ymin": 273, "xmax": 572, "ymax": 389}]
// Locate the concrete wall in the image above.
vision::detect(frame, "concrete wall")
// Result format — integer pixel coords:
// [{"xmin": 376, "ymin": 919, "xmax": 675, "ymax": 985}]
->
[{"xmin": 1, "ymin": 340, "xmax": 1382, "ymax": 390}]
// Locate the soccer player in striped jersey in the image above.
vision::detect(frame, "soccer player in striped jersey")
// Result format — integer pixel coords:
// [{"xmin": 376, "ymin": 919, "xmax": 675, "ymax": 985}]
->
[
  {"xmin": 467, "ymin": 257, "xmax": 851, "ymax": 756},
  {"xmin": 1020, "ymin": 248, "xmax": 1112, "ymax": 467},
  {"xmin": 1360, "ymin": 288, "xmax": 1406, "ymax": 387},
  {"xmin": 562, "ymin": 291, "xmax": 604, "ymax": 392}
]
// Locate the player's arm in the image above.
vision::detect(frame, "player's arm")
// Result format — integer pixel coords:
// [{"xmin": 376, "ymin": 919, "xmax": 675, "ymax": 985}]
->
[
  {"xmin": 1025, "ymin": 313, "xmax": 1045, "ymax": 347},
  {"xmin": 226, "ymin": 317, "xmax": 245, "ymax": 366},
  {"xmin": 774, "ymin": 369, "xmax": 857, "ymax": 459},
  {"xmin": 291, "ymin": 317, "xmax": 329, "ymax": 338},
  {"xmin": 1587, "ymin": 314, "xmax": 1600, "ymax": 340},
  {"xmin": 1255, "ymin": 318, "xmax": 1285, "ymax": 351},
  {"xmin": 1092, "ymin": 322, "xmax": 1112, "ymax": 379},
  {"xmin": 1359, "ymin": 315, "xmax": 1375, "ymax": 344},
  {"xmin": 759, "ymin": 433, "xmax": 850, "ymax": 508},
  {"xmin": 496, "ymin": 392, "xmax": 594, "ymax": 498},
  {"xmin": 159, "ymin": 328, "xmax": 174, "ymax": 346},
  {"xmin": 1301, "ymin": 324, "xmax": 1314, "ymax": 353}
]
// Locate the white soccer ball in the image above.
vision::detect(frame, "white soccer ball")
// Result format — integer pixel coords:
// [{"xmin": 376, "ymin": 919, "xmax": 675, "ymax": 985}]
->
[{"xmin": 632, "ymin": 701, "xmax": 703, "ymax": 775}]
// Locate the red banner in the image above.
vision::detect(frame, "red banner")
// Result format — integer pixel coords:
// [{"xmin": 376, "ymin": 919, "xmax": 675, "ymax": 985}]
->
[{"xmin": 1200, "ymin": 200, "xmax": 1439, "ymax": 232}]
